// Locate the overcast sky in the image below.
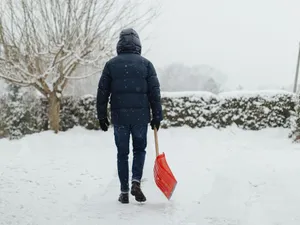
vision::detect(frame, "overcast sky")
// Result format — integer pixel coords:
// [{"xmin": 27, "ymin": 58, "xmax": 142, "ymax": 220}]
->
[{"xmin": 141, "ymin": 0, "xmax": 300, "ymax": 90}]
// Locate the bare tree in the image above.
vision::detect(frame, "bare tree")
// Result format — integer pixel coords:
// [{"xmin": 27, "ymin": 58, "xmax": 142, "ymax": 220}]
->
[{"xmin": 0, "ymin": 0, "xmax": 157, "ymax": 133}]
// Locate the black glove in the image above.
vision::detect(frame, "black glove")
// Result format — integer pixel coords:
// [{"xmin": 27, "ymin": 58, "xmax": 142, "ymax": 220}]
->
[
  {"xmin": 150, "ymin": 119, "xmax": 160, "ymax": 131},
  {"xmin": 99, "ymin": 118, "xmax": 110, "ymax": 131}
]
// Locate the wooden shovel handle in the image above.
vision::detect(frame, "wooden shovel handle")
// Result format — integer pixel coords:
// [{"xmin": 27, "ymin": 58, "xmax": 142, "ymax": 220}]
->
[{"xmin": 154, "ymin": 127, "xmax": 159, "ymax": 157}]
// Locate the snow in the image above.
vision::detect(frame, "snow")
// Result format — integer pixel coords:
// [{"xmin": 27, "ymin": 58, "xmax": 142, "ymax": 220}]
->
[
  {"xmin": 161, "ymin": 90, "xmax": 295, "ymax": 99},
  {"xmin": 161, "ymin": 91, "xmax": 217, "ymax": 100},
  {"xmin": 1, "ymin": 126, "xmax": 300, "ymax": 225},
  {"xmin": 219, "ymin": 90, "xmax": 295, "ymax": 99},
  {"xmin": 161, "ymin": 90, "xmax": 295, "ymax": 102}
]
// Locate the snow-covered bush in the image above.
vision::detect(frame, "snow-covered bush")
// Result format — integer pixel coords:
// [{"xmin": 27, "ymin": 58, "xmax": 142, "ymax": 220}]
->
[
  {"xmin": 59, "ymin": 95, "xmax": 110, "ymax": 131},
  {"xmin": 217, "ymin": 91, "xmax": 294, "ymax": 130},
  {"xmin": 0, "ymin": 90, "xmax": 296, "ymax": 139},
  {"xmin": 160, "ymin": 90, "xmax": 295, "ymax": 130},
  {"xmin": 160, "ymin": 92, "xmax": 220, "ymax": 128},
  {"xmin": 60, "ymin": 96, "xmax": 79, "ymax": 131},
  {"xmin": 289, "ymin": 94, "xmax": 300, "ymax": 142},
  {"xmin": 0, "ymin": 89, "xmax": 48, "ymax": 139},
  {"xmin": 76, "ymin": 95, "xmax": 102, "ymax": 130}
]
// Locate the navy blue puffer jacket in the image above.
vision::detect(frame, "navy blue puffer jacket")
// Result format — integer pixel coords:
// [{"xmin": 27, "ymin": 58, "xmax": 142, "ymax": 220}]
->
[{"xmin": 96, "ymin": 28, "xmax": 163, "ymax": 125}]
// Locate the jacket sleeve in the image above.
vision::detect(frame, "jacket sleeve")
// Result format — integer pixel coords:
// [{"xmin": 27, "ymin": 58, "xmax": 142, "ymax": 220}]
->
[
  {"xmin": 96, "ymin": 62, "xmax": 112, "ymax": 120},
  {"xmin": 147, "ymin": 61, "xmax": 163, "ymax": 122}
]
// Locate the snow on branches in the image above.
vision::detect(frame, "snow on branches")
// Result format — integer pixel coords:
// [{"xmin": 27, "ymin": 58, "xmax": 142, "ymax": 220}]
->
[{"xmin": 0, "ymin": 0, "xmax": 157, "ymax": 132}]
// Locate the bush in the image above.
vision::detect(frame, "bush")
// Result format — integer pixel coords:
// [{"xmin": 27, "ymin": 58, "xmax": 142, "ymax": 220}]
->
[
  {"xmin": 0, "ymin": 90, "xmax": 297, "ymax": 139},
  {"xmin": 0, "ymin": 93, "xmax": 48, "ymax": 139},
  {"xmin": 289, "ymin": 94, "xmax": 300, "ymax": 142},
  {"xmin": 160, "ymin": 90, "xmax": 295, "ymax": 130}
]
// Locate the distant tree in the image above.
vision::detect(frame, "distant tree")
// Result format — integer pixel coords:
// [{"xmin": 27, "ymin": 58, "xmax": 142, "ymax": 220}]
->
[
  {"xmin": 158, "ymin": 63, "xmax": 225, "ymax": 93},
  {"xmin": 201, "ymin": 77, "xmax": 221, "ymax": 94},
  {"xmin": 236, "ymin": 85, "xmax": 244, "ymax": 90},
  {"xmin": 159, "ymin": 63, "xmax": 192, "ymax": 91}
]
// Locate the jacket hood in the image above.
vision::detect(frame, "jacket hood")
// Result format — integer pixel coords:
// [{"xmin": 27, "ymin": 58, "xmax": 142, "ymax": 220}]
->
[{"xmin": 116, "ymin": 28, "xmax": 141, "ymax": 55}]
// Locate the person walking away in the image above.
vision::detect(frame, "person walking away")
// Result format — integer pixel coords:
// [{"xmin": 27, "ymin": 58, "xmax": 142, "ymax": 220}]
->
[{"xmin": 96, "ymin": 28, "xmax": 163, "ymax": 204}]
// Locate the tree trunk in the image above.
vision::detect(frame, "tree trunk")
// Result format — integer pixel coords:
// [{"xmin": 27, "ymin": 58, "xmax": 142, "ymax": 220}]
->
[{"xmin": 48, "ymin": 92, "xmax": 61, "ymax": 133}]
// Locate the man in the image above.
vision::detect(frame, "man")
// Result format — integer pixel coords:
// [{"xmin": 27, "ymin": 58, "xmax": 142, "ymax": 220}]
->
[{"xmin": 96, "ymin": 28, "xmax": 163, "ymax": 204}]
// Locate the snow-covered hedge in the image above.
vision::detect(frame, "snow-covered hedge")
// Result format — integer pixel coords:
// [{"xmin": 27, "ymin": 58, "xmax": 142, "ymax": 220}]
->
[
  {"xmin": 288, "ymin": 94, "xmax": 300, "ymax": 141},
  {"xmin": 160, "ymin": 91, "xmax": 295, "ymax": 130},
  {"xmin": 0, "ymin": 93, "xmax": 48, "ymax": 139},
  {"xmin": 0, "ymin": 90, "xmax": 296, "ymax": 139}
]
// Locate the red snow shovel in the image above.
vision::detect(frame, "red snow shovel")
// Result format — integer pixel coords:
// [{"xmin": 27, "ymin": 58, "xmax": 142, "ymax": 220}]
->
[{"xmin": 153, "ymin": 127, "xmax": 177, "ymax": 200}]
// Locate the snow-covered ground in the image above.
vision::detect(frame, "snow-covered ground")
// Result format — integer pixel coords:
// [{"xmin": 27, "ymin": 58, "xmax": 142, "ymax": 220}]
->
[{"xmin": 1, "ymin": 126, "xmax": 300, "ymax": 225}]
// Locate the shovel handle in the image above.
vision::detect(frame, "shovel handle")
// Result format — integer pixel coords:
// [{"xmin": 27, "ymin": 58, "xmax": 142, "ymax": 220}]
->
[{"xmin": 154, "ymin": 127, "xmax": 159, "ymax": 157}]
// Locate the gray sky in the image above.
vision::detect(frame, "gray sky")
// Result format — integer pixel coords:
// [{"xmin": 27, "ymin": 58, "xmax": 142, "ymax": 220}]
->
[{"xmin": 141, "ymin": 0, "xmax": 300, "ymax": 90}]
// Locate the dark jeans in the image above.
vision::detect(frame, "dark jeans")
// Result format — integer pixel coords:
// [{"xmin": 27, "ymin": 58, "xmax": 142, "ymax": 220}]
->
[{"xmin": 113, "ymin": 124, "xmax": 148, "ymax": 193}]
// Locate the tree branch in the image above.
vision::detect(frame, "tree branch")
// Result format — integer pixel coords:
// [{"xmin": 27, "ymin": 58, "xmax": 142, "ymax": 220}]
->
[{"xmin": 0, "ymin": 0, "xmax": 159, "ymax": 96}]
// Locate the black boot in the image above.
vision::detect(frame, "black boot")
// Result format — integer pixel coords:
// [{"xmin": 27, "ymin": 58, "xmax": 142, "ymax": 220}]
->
[
  {"xmin": 131, "ymin": 181, "xmax": 146, "ymax": 202},
  {"xmin": 118, "ymin": 193, "xmax": 129, "ymax": 204}
]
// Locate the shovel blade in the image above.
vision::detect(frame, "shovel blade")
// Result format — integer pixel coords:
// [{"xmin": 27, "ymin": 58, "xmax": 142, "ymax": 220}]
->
[{"xmin": 154, "ymin": 152, "xmax": 177, "ymax": 200}]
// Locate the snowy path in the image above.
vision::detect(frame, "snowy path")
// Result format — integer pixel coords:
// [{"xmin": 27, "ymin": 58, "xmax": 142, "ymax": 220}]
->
[{"xmin": 1, "ymin": 126, "xmax": 300, "ymax": 225}]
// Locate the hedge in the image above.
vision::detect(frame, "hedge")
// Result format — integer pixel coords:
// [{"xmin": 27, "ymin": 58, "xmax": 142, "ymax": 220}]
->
[
  {"xmin": 160, "ymin": 91, "xmax": 295, "ymax": 130},
  {"xmin": 0, "ymin": 90, "xmax": 297, "ymax": 140}
]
